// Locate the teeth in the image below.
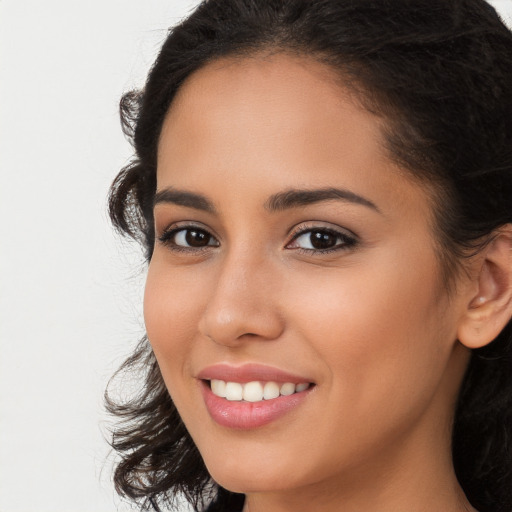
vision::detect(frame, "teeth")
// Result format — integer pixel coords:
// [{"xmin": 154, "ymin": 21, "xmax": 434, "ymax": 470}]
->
[
  {"xmin": 263, "ymin": 381, "xmax": 280, "ymax": 400},
  {"xmin": 243, "ymin": 381, "xmax": 264, "ymax": 402},
  {"xmin": 211, "ymin": 379, "xmax": 227, "ymax": 398},
  {"xmin": 280, "ymin": 382, "xmax": 295, "ymax": 396},
  {"xmin": 225, "ymin": 382, "xmax": 243, "ymax": 401},
  {"xmin": 210, "ymin": 380, "xmax": 311, "ymax": 401}
]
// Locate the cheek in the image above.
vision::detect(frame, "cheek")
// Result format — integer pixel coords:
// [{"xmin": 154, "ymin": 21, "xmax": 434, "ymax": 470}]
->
[
  {"xmin": 143, "ymin": 258, "xmax": 206, "ymax": 386},
  {"xmin": 285, "ymin": 248, "xmax": 450, "ymax": 412}
]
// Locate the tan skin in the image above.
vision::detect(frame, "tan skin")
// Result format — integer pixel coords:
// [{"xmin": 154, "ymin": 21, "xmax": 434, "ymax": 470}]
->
[{"xmin": 144, "ymin": 54, "xmax": 512, "ymax": 512}]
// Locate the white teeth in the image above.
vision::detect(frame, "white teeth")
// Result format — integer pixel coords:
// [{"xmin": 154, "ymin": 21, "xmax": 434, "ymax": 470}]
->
[
  {"xmin": 225, "ymin": 382, "xmax": 243, "ymax": 401},
  {"xmin": 280, "ymin": 382, "xmax": 296, "ymax": 396},
  {"xmin": 242, "ymin": 381, "xmax": 264, "ymax": 402},
  {"xmin": 263, "ymin": 381, "xmax": 280, "ymax": 400},
  {"xmin": 211, "ymin": 379, "xmax": 226, "ymax": 398},
  {"xmin": 210, "ymin": 380, "xmax": 311, "ymax": 401}
]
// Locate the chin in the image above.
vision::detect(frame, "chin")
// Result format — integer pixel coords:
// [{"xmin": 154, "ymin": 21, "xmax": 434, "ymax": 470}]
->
[
  {"xmin": 208, "ymin": 467, "xmax": 294, "ymax": 495},
  {"xmin": 201, "ymin": 444, "xmax": 303, "ymax": 494}
]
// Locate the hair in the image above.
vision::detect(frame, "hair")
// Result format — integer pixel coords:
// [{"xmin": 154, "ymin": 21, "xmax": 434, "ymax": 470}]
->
[{"xmin": 106, "ymin": 1, "xmax": 512, "ymax": 511}]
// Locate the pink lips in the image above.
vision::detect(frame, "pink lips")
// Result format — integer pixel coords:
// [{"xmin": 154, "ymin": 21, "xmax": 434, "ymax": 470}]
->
[{"xmin": 197, "ymin": 363, "xmax": 314, "ymax": 430}]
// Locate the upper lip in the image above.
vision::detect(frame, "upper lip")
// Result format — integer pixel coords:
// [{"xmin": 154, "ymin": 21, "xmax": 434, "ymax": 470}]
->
[{"xmin": 197, "ymin": 363, "xmax": 314, "ymax": 384}]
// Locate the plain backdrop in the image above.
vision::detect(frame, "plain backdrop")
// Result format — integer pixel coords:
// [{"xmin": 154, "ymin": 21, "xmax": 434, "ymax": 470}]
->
[{"xmin": 1, "ymin": 1, "xmax": 511, "ymax": 511}]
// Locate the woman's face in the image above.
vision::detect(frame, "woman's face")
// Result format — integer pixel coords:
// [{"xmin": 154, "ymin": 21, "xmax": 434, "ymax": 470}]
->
[{"xmin": 145, "ymin": 54, "xmax": 471, "ymax": 495}]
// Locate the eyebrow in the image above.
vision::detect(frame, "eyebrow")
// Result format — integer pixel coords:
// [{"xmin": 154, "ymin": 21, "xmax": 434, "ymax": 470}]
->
[
  {"xmin": 153, "ymin": 186, "xmax": 379, "ymax": 214},
  {"xmin": 265, "ymin": 187, "xmax": 380, "ymax": 213},
  {"xmin": 153, "ymin": 188, "xmax": 216, "ymax": 213}
]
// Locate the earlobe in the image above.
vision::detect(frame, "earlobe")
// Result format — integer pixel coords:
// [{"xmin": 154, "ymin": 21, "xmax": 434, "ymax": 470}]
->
[{"xmin": 458, "ymin": 226, "xmax": 512, "ymax": 349}]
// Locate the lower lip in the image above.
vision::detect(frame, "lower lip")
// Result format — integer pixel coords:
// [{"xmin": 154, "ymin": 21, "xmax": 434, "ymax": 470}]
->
[{"xmin": 200, "ymin": 381, "xmax": 312, "ymax": 430}]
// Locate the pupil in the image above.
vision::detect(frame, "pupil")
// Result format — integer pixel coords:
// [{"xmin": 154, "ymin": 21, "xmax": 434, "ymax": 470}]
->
[
  {"xmin": 311, "ymin": 230, "xmax": 336, "ymax": 249},
  {"xmin": 185, "ymin": 229, "xmax": 209, "ymax": 247}
]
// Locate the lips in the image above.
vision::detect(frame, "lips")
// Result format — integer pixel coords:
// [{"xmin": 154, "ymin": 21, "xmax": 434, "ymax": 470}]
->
[
  {"xmin": 197, "ymin": 363, "xmax": 313, "ymax": 383},
  {"xmin": 197, "ymin": 364, "xmax": 315, "ymax": 429}
]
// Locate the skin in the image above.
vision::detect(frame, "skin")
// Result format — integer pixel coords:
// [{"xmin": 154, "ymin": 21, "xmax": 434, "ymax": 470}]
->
[{"xmin": 145, "ymin": 54, "xmax": 481, "ymax": 512}]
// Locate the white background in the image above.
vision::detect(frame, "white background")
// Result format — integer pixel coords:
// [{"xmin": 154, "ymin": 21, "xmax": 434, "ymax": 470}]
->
[{"xmin": 1, "ymin": 1, "xmax": 511, "ymax": 511}]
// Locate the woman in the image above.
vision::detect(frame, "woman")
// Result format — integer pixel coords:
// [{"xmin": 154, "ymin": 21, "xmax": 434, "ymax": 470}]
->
[{"xmin": 107, "ymin": 1, "xmax": 512, "ymax": 511}]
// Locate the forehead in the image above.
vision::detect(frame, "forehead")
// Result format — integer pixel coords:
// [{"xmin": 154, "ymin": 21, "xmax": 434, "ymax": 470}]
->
[
  {"xmin": 157, "ymin": 53, "xmax": 432, "ymax": 223},
  {"xmin": 159, "ymin": 54, "xmax": 392, "ymax": 183},
  {"xmin": 168, "ymin": 52, "xmax": 351, "ymax": 124}
]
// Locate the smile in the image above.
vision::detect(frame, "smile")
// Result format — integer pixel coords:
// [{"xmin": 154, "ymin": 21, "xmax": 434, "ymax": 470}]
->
[
  {"xmin": 210, "ymin": 379, "xmax": 311, "ymax": 402},
  {"xmin": 197, "ymin": 364, "xmax": 315, "ymax": 429}
]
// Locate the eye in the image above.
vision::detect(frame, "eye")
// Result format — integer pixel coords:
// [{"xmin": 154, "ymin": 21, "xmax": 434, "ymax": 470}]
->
[
  {"xmin": 159, "ymin": 226, "xmax": 219, "ymax": 250},
  {"xmin": 287, "ymin": 227, "xmax": 357, "ymax": 253}
]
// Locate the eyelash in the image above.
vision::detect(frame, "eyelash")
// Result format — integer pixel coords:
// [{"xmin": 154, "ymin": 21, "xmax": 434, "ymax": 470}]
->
[
  {"xmin": 287, "ymin": 224, "xmax": 358, "ymax": 254},
  {"xmin": 157, "ymin": 223, "xmax": 358, "ymax": 255},
  {"xmin": 158, "ymin": 224, "xmax": 219, "ymax": 253}
]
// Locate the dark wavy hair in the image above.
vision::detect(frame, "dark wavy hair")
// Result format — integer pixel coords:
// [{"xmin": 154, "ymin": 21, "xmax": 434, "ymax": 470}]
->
[{"xmin": 106, "ymin": 1, "xmax": 512, "ymax": 511}]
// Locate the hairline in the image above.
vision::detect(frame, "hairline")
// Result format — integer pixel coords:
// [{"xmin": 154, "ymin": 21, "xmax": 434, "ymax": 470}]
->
[{"xmin": 155, "ymin": 46, "xmax": 468, "ymax": 293}]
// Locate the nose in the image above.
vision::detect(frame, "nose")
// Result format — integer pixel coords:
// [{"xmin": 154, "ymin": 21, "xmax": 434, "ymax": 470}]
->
[{"xmin": 198, "ymin": 250, "xmax": 284, "ymax": 347}]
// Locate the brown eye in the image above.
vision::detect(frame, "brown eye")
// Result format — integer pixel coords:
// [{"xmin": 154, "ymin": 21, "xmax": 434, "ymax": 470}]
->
[
  {"xmin": 287, "ymin": 227, "xmax": 357, "ymax": 253},
  {"xmin": 309, "ymin": 230, "xmax": 338, "ymax": 250},
  {"xmin": 159, "ymin": 227, "xmax": 219, "ymax": 249},
  {"xmin": 183, "ymin": 229, "xmax": 213, "ymax": 247}
]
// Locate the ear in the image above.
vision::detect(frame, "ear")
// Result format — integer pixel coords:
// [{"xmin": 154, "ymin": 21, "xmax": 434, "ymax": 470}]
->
[{"xmin": 457, "ymin": 226, "xmax": 512, "ymax": 349}]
